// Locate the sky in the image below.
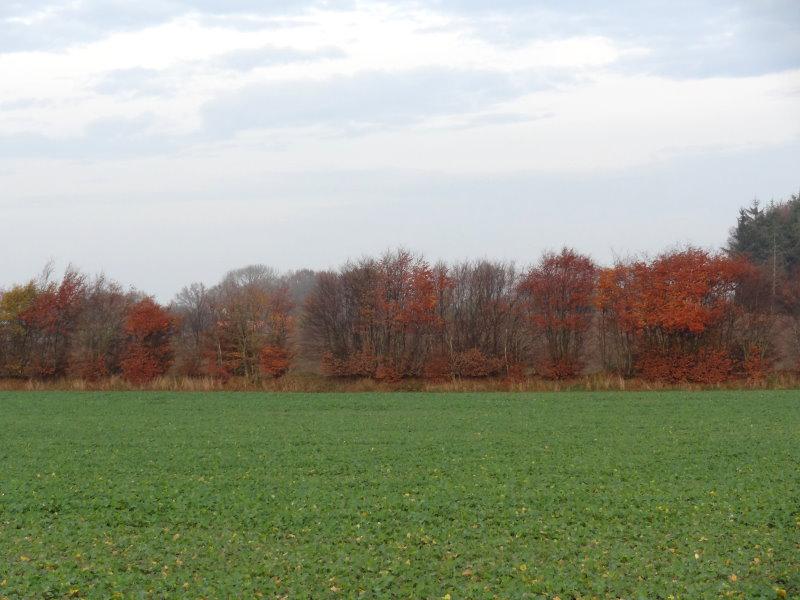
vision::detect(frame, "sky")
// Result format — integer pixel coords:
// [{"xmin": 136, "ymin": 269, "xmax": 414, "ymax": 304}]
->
[{"xmin": 1, "ymin": 0, "xmax": 799, "ymax": 300}]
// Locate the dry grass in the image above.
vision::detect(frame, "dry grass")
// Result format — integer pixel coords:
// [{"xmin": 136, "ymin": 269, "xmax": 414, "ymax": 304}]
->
[{"xmin": 1, "ymin": 371, "xmax": 798, "ymax": 392}]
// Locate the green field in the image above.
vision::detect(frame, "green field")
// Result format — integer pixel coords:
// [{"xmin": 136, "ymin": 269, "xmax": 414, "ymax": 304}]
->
[{"xmin": 0, "ymin": 392, "xmax": 798, "ymax": 599}]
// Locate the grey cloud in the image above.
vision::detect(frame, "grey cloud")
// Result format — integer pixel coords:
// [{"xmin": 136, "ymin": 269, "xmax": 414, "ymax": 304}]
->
[
  {"xmin": 457, "ymin": 111, "xmax": 552, "ymax": 128},
  {"xmin": 0, "ymin": 65, "xmax": 566, "ymax": 161},
  {"xmin": 0, "ymin": 0, "xmax": 345, "ymax": 53},
  {"xmin": 431, "ymin": 0, "xmax": 800, "ymax": 79},
  {"xmin": 202, "ymin": 68, "xmax": 537, "ymax": 136},
  {"xmin": 0, "ymin": 98, "xmax": 54, "ymax": 111},
  {"xmin": 0, "ymin": 114, "xmax": 174, "ymax": 160},
  {"xmin": 2, "ymin": 0, "xmax": 796, "ymax": 80},
  {"xmin": 92, "ymin": 68, "xmax": 174, "ymax": 97},
  {"xmin": 216, "ymin": 45, "xmax": 346, "ymax": 71},
  {"xmin": 0, "ymin": 68, "xmax": 551, "ymax": 161},
  {"xmin": 613, "ymin": 1, "xmax": 800, "ymax": 79},
  {"xmin": 0, "ymin": 1, "xmax": 173, "ymax": 52}
]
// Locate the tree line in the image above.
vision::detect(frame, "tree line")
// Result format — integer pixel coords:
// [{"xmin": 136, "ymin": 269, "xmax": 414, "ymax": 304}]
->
[{"xmin": 1, "ymin": 194, "xmax": 798, "ymax": 385}]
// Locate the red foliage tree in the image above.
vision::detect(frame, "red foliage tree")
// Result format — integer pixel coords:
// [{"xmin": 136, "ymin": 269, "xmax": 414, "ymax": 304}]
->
[
  {"xmin": 207, "ymin": 272, "xmax": 294, "ymax": 381},
  {"xmin": 21, "ymin": 269, "xmax": 86, "ymax": 378},
  {"xmin": 121, "ymin": 298, "xmax": 176, "ymax": 383},
  {"xmin": 259, "ymin": 345, "xmax": 291, "ymax": 378},
  {"xmin": 597, "ymin": 248, "xmax": 757, "ymax": 382},
  {"xmin": 519, "ymin": 248, "xmax": 596, "ymax": 378},
  {"xmin": 304, "ymin": 250, "xmax": 445, "ymax": 379}
]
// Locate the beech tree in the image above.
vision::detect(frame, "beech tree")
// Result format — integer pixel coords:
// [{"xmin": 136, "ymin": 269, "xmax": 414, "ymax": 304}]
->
[
  {"xmin": 68, "ymin": 276, "xmax": 132, "ymax": 379},
  {"xmin": 304, "ymin": 250, "xmax": 444, "ymax": 379},
  {"xmin": 435, "ymin": 260, "xmax": 525, "ymax": 378},
  {"xmin": 597, "ymin": 248, "xmax": 757, "ymax": 382},
  {"xmin": 520, "ymin": 249, "xmax": 596, "ymax": 378},
  {"xmin": 21, "ymin": 268, "xmax": 86, "ymax": 378},
  {"xmin": 120, "ymin": 298, "xmax": 176, "ymax": 383},
  {"xmin": 207, "ymin": 266, "xmax": 293, "ymax": 381}
]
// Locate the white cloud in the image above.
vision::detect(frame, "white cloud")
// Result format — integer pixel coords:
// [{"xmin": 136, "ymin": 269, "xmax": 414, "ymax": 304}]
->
[
  {"xmin": 0, "ymin": 4, "xmax": 633, "ymax": 138},
  {"xmin": 193, "ymin": 69, "xmax": 800, "ymax": 175}
]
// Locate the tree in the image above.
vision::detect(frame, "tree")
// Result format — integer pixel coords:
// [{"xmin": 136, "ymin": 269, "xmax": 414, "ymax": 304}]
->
[
  {"xmin": 207, "ymin": 266, "xmax": 294, "ymax": 381},
  {"xmin": 519, "ymin": 249, "xmax": 596, "ymax": 378},
  {"xmin": 68, "ymin": 275, "xmax": 133, "ymax": 380},
  {"xmin": 171, "ymin": 283, "xmax": 214, "ymax": 376},
  {"xmin": 303, "ymin": 250, "xmax": 445, "ymax": 379},
  {"xmin": 728, "ymin": 193, "xmax": 800, "ymax": 369},
  {"xmin": 596, "ymin": 261, "xmax": 641, "ymax": 377},
  {"xmin": 121, "ymin": 298, "xmax": 176, "ymax": 383},
  {"xmin": 0, "ymin": 281, "xmax": 39, "ymax": 377},
  {"xmin": 370, "ymin": 250, "xmax": 443, "ymax": 379},
  {"xmin": 258, "ymin": 286, "xmax": 294, "ymax": 379},
  {"xmin": 21, "ymin": 268, "xmax": 87, "ymax": 378},
  {"xmin": 435, "ymin": 260, "xmax": 525, "ymax": 378},
  {"xmin": 597, "ymin": 248, "xmax": 755, "ymax": 382},
  {"xmin": 728, "ymin": 193, "xmax": 800, "ymax": 309}
]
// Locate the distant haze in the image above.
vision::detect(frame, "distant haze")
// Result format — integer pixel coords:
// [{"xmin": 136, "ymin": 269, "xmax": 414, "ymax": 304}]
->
[{"xmin": 1, "ymin": 0, "xmax": 799, "ymax": 301}]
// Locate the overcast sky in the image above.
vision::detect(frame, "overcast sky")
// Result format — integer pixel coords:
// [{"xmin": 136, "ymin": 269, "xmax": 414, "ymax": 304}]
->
[{"xmin": 1, "ymin": 0, "xmax": 799, "ymax": 300}]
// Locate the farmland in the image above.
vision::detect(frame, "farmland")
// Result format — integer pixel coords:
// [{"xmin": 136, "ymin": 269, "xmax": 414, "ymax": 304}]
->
[{"xmin": 0, "ymin": 392, "xmax": 798, "ymax": 599}]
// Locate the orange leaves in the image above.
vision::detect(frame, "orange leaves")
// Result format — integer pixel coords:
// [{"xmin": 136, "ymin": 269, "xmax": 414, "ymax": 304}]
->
[
  {"xmin": 597, "ymin": 248, "xmax": 756, "ymax": 382},
  {"xmin": 307, "ymin": 250, "xmax": 447, "ymax": 380},
  {"xmin": 376, "ymin": 250, "xmax": 444, "ymax": 330},
  {"xmin": 520, "ymin": 248, "xmax": 596, "ymax": 379},
  {"xmin": 596, "ymin": 261, "xmax": 649, "ymax": 335},
  {"xmin": 646, "ymin": 250, "xmax": 745, "ymax": 334},
  {"xmin": 451, "ymin": 348, "xmax": 503, "ymax": 378},
  {"xmin": 20, "ymin": 269, "xmax": 87, "ymax": 378},
  {"xmin": 68, "ymin": 356, "xmax": 109, "ymax": 381},
  {"xmin": 537, "ymin": 358, "xmax": 582, "ymax": 380},
  {"xmin": 120, "ymin": 348, "xmax": 167, "ymax": 384},
  {"xmin": 259, "ymin": 345, "xmax": 291, "ymax": 379},
  {"xmin": 422, "ymin": 349, "xmax": 504, "ymax": 380},
  {"xmin": 598, "ymin": 251, "xmax": 752, "ymax": 338},
  {"xmin": 320, "ymin": 351, "xmax": 377, "ymax": 378},
  {"xmin": 22, "ymin": 270, "xmax": 86, "ymax": 335},
  {"xmin": 121, "ymin": 298, "xmax": 176, "ymax": 383},
  {"xmin": 208, "ymin": 281, "xmax": 295, "ymax": 381},
  {"xmin": 124, "ymin": 298, "xmax": 174, "ymax": 338},
  {"xmin": 742, "ymin": 345, "xmax": 769, "ymax": 380},
  {"xmin": 637, "ymin": 348, "xmax": 734, "ymax": 384},
  {"xmin": 402, "ymin": 264, "xmax": 438, "ymax": 326},
  {"xmin": 521, "ymin": 249, "xmax": 596, "ymax": 321},
  {"xmin": 422, "ymin": 353, "xmax": 451, "ymax": 381},
  {"xmin": 374, "ymin": 362, "xmax": 402, "ymax": 382}
]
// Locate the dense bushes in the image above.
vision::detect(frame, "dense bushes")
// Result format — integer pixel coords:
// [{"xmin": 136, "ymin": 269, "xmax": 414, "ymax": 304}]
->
[{"xmin": 1, "ymin": 195, "xmax": 798, "ymax": 384}]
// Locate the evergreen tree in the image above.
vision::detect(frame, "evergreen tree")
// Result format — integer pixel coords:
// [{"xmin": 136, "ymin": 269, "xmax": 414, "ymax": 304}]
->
[{"xmin": 728, "ymin": 192, "xmax": 800, "ymax": 311}]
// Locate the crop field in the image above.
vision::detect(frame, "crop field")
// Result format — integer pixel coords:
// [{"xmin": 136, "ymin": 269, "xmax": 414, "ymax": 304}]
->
[{"xmin": 0, "ymin": 392, "xmax": 798, "ymax": 599}]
